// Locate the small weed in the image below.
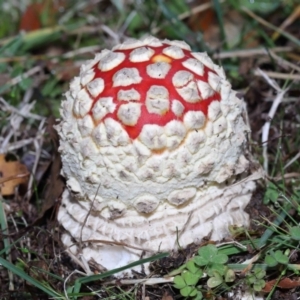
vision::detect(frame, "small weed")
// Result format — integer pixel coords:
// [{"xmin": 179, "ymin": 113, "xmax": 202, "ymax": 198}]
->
[
  {"xmin": 265, "ymin": 250, "xmax": 289, "ymax": 267},
  {"xmin": 245, "ymin": 268, "xmax": 266, "ymax": 292},
  {"xmin": 173, "ymin": 260, "xmax": 203, "ymax": 298},
  {"xmin": 173, "ymin": 244, "xmax": 236, "ymax": 298}
]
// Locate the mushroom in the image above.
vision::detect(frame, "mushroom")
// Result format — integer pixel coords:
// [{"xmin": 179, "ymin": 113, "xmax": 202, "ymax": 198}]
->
[{"xmin": 56, "ymin": 36, "xmax": 259, "ymax": 273}]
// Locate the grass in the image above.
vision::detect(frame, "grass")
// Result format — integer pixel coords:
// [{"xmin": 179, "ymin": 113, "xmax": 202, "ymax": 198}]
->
[{"xmin": 0, "ymin": 0, "xmax": 300, "ymax": 299}]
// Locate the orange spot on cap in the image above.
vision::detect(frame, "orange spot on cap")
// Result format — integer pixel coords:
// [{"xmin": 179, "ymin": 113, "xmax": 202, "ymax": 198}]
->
[{"xmin": 152, "ymin": 55, "xmax": 172, "ymax": 63}]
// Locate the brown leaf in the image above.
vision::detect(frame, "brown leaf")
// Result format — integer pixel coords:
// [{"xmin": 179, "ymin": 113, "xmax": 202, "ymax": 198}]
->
[
  {"xmin": 0, "ymin": 154, "xmax": 29, "ymax": 196},
  {"xmin": 161, "ymin": 292, "xmax": 174, "ymax": 300},
  {"xmin": 40, "ymin": 117, "xmax": 64, "ymax": 217},
  {"xmin": 189, "ymin": 5, "xmax": 216, "ymax": 33},
  {"xmin": 189, "ymin": 4, "xmax": 245, "ymax": 49},
  {"xmin": 262, "ymin": 277, "xmax": 300, "ymax": 292},
  {"xmin": 47, "ymin": 60, "xmax": 81, "ymax": 82},
  {"xmin": 19, "ymin": 0, "xmax": 66, "ymax": 32}
]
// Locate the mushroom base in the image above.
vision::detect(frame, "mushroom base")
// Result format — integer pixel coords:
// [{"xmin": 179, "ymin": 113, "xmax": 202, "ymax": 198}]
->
[{"xmin": 58, "ymin": 178, "xmax": 255, "ymax": 275}]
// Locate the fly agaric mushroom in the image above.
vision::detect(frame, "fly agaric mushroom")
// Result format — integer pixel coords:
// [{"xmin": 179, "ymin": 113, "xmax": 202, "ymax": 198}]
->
[{"xmin": 56, "ymin": 36, "xmax": 258, "ymax": 273}]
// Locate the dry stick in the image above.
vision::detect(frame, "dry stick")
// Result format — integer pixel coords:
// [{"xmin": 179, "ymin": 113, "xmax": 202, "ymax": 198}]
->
[
  {"xmin": 0, "ymin": 45, "xmax": 102, "ymax": 63},
  {"xmin": 213, "ymin": 46, "xmax": 294, "ymax": 60},
  {"xmin": 241, "ymin": 7, "xmax": 300, "ymax": 47},
  {"xmin": 284, "ymin": 152, "xmax": 300, "ymax": 170},
  {"xmin": 273, "ymin": 172, "xmax": 300, "ymax": 181},
  {"xmin": 100, "ymin": 24, "xmax": 121, "ymax": 44},
  {"xmin": 0, "ymin": 101, "xmax": 36, "ymax": 153},
  {"xmin": 0, "ymin": 66, "xmax": 42, "ymax": 94},
  {"xmin": 0, "ymin": 98, "xmax": 43, "ymax": 121},
  {"xmin": 268, "ymin": 49, "xmax": 300, "ymax": 73},
  {"xmin": 2, "ymin": 138, "xmax": 43, "ymax": 152},
  {"xmin": 108, "ymin": 277, "xmax": 174, "ymax": 286},
  {"xmin": 77, "ymin": 185, "xmax": 102, "ymax": 275},
  {"xmin": 272, "ymin": 5, "xmax": 300, "ymax": 40},
  {"xmin": 25, "ymin": 120, "xmax": 46, "ymax": 201},
  {"xmin": 0, "ymin": 173, "xmax": 30, "ymax": 185},
  {"xmin": 62, "ymin": 45, "xmax": 102, "ymax": 59},
  {"xmin": 257, "ymin": 69, "xmax": 288, "ymax": 174},
  {"xmin": 81, "ymin": 238, "xmax": 155, "ymax": 252},
  {"xmin": 254, "ymin": 70, "xmax": 300, "ymax": 81}
]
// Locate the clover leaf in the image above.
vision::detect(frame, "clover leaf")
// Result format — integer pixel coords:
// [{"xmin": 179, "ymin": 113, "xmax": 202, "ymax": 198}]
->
[
  {"xmin": 207, "ymin": 271, "xmax": 223, "ymax": 288},
  {"xmin": 246, "ymin": 268, "xmax": 266, "ymax": 292}
]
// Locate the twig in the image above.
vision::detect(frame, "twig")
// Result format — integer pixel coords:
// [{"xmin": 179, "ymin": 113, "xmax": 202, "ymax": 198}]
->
[
  {"xmin": 107, "ymin": 277, "xmax": 174, "ymax": 286},
  {"xmin": 0, "ymin": 98, "xmax": 44, "ymax": 121},
  {"xmin": 272, "ymin": 172, "xmax": 300, "ymax": 181},
  {"xmin": 257, "ymin": 69, "xmax": 288, "ymax": 174},
  {"xmin": 0, "ymin": 173, "xmax": 30, "ymax": 185},
  {"xmin": 1, "ymin": 137, "xmax": 43, "ymax": 152},
  {"xmin": 25, "ymin": 120, "xmax": 46, "ymax": 201},
  {"xmin": 272, "ymin": 5, "xmax": 300, "ymax": 40},
  {"xmin": 254, "ymin": 70, "xmax": 300, "ymax": 81},
  {"xmin": 1, "ymin": 66, "xmax": 42, "ymax": 94},
  {"xmin": 213, "ymin": 47, "xmax": 294, "ymax": 60},
  {"xmin": 241, "ymin": 7, "xmax": 300, "ymax": 47},
  {"xmin": 284, "ymin": 152, "xmax": 300, "ymax": 170},
  {"xmin": 100, "ymin": 25, "xmax": 121, "ymax": 44},
  {"xmin": 268, "ymin": 49, "xmax": 300, "ymax": 73}
]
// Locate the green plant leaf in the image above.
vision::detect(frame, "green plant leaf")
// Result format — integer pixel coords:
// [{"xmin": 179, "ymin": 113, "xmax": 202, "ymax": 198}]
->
[
  {"xmin": 263, "ymin": 182, "xmax": 279, "ymax": 204},
  {"xmin": 189, "ymin": 287, "xmax": 198, "ymax": 297},
  {"xmin": 207, "ymin": 264, "xmax": 227, "ymax": 276},
  {"xmin": 207, "ymin": 272, "xmax": 223, "ymax": 288},
  {"xmin": 290, "ymin": 226, "xmax": 300, "ymax": 241},
  {"xmin": 0, "ymin": 256, "xmax": 62, "ymax": 298},
  {"xmin": 254, "ymin": 268, "xmax": 266, "ymax": 279},
  {"xmin": 234, "ymin": 0, "xmax": 280, "ymax": 14},
  {"xmin": 174, "ymin": 275, "xmax": 186, "ymax": 289},
  {"xmin": 225, "ymin": 269, "xmax": 235, "ymax": 282},
  {"xmin": 195, "ymin": 291, "xmax": 203, "ymax": 300},
  {"xmin": 265, "ymin": 255, "xmax": 278, "ymax": 267},
  {"xmin": 19, "ymin": 78, "xmax": 33, "ymax": 91},
  {"xmin": 186, "ymin": 260, "xmax": 198, "ymax": 274},
  {"xmin": 198, "ymin": 244, "xmax": 218, "ymax": 260},
  {"xmin": 182, "ymin": 270, "xmax": 199, "ymax": 286},
  {"xmin": 194, "ymin": 255, "xmax": 208, "ymax": 266},
  {"xmin": 253, "ymin": 279, "xmax": 266, "ymax": 292},
  {"xmin": 180, "ymin": 286, "xmax": 193, "ymax": 297},
  {"xmin": 214, "ymin": 253, "xmax": 228, "ymax": 264},
  {"xmin": 247, "ymin": 275, "xmax": 256, "ymax": 284},
  {"xmin": 274, "ymin": 250, "xmax": 289, "ymax": 265}
]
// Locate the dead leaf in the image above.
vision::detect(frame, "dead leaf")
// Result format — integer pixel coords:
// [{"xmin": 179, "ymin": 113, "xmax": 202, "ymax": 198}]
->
[
  {"xmin": 47, "ymin": 59, "xmax": 81, "ymax": 82},
  {"xmin": 0, "ymin": 154, "xmax": 29, "ymax": 196},
  {"xmin": 161, "ymin": 291, "xmax": 174, "ymax": 300},
  {"xmin": 188, "ymin": 2, "xmax": 215, "ymax": 32},
  {"xmin": 262, "ymin": 277, "xmax": 300, "ymax": 293},
  {"xmin": 19, "ymin": 0, "xmax": 66, "ymax": 32},
  {"xmin": 40, "ymin": 117, "xmax": 64, "ymax": 217},
  {"xmin": 189, "ymin": 5, "xmax": 245, "ymax": 49}
]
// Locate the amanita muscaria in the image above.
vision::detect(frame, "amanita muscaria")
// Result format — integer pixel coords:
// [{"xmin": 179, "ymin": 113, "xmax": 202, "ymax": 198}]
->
[{"xmin": 56, "ymin": 36, "xmax": 258, "ymax": 272}]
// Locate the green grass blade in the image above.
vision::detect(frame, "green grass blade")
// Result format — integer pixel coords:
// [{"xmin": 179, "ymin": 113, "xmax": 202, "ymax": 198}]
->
[
  {"xmin": 0, "ymin": 256, "xmax": 63, "ymax": 299},
  {"xmin": 77, "ymin": 252, "xmax": 169, "ymax": 284},
  {"xmin": 212, "ymin": 0, "xmax": 227, "ymax": 48}
]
